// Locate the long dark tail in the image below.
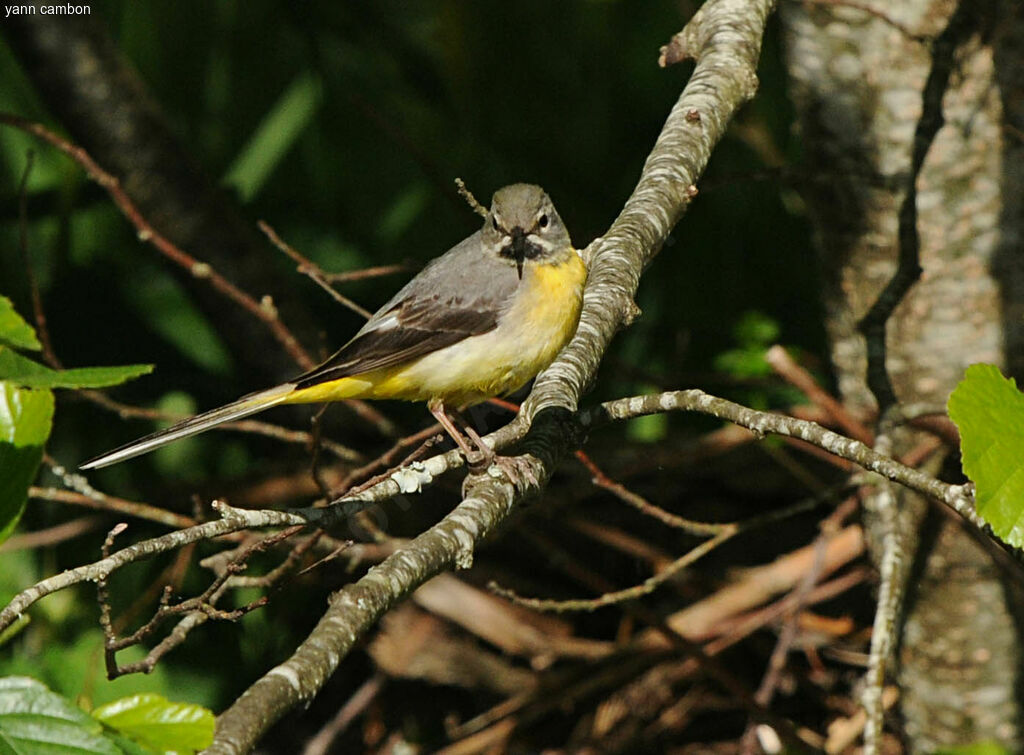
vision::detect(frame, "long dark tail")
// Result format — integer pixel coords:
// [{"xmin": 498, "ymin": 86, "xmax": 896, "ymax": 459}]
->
[{"xmin": 80, "ymin": 384, "xmax": 295, "ymax": 470}]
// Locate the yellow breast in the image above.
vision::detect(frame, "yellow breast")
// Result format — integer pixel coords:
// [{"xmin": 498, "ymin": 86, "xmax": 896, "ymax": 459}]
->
[{"xmin": 364, "ymin": 250, "xmax": 586, "ymax": 406}]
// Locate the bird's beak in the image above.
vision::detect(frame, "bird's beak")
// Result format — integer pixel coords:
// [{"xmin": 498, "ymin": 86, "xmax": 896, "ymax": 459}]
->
[{"xmin": 509, "ymin": 227, "xmax": 527, "ymax": 279}]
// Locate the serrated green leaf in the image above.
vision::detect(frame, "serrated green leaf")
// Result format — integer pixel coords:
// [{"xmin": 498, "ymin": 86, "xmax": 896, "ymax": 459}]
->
[
  {"xmin": 92, "ymin": 693, "xmax": 214, "ymax": 754},
  {"xmin": 0, "ymin": 298, "xmax": 40, "ymax": 352},
  {"xmin": 0, "ymin": 384, "xmax": 53, "ymax": 545},
  {"xmin": 0, "ymin": 676, "xmax": 121, "ymax": 755},
  {"xmin": 948, "ymin": 363, "xmax": 1024, "ymax": 547},
  {"xmin": 0, "ymin": 348, "xmax": 153, "ymax": 390}
]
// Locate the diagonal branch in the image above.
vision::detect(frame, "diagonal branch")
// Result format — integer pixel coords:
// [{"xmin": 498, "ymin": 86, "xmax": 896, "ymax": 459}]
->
[{"xmin": 208, "ymin": 0, "xmax": 779, "ymax": 751}]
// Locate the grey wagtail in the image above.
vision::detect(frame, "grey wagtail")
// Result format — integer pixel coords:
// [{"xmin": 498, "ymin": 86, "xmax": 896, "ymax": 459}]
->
[{"xmin": 81, "ymin": 183, "xmax": 587, "ymax": 470}]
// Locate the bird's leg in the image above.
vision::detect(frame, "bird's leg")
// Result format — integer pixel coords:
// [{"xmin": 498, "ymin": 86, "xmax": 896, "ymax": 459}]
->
[
  {"xmin": 428, "ymin": 399, "xmax": 485, "ymax": 463},
  {"xmin": 427, "ymin": 400, "xmax": 538, "ymax": 487}
]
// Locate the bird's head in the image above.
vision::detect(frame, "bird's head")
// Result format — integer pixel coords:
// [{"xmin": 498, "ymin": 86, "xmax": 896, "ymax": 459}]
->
[{"xmin": 483, "ymin": 183, "xmax": 573, "ymax": 278}]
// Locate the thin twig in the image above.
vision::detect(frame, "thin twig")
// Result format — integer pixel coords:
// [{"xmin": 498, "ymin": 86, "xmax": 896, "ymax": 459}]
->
[
  {"xmin": 333, "ymin": 424, "xmax": 443, "ymax": 496},
  {"xmin": 16, "ymin": 149, "xmax": 59, "ymax": 365},
  {"xmin": 301, "ymin": 673, "xmax": 386, "ymax": 755},
  {"xmin": 574, "ymin": 450, "xmax": 730, "ymax": 535},
  {"xmin": 455, "ymin": 178, "xmax": 488, "ymax": 218},
  {"xmin": 0, "ymin": 113, "xmax": 316, "ymax": 371},
  {"xmin": 765, "ymin": 345, "xmax": 873, "ymax": 444},
  {"xmin": 257, "ymin": 220, "xmax": 373, "ymax": 320},
  {"xmin": 39, "ymin": 460, "xmax": 196, "ymax": 530},
  {"xmin": 581, "ymin": 390, "xmax": 980, "ymax": 528},
  {"xmin": 802, "ymin": 0, "xmax": 930, "ymax": 43},
  {"xmin": 740, "ymin": 512, "xmax": 833, "ymax": 753},
  {"xmin": 101, "ymin": 526, "xmax": 300, "ymax": 678},
  {"xmin": 323, "ymin": 264, "xmax": 408, "ymax": 284},
  {"xmin": 491, "ymin": 494, "xmax": 823, "ymax": 613},
  {"xmin": 0, "ymin": 516, "xmax": 105, "ymax": 552}
]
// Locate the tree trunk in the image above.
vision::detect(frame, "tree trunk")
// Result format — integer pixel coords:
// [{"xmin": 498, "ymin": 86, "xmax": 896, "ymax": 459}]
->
[{"xmin": 782, "ymin": 0, "xmax": 1024, "ymax": 749}]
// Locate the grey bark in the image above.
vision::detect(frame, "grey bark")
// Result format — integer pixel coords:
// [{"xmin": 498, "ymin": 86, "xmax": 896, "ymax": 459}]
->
[{"xmin": 782, "ymin": 0, "xmax": 1024, "ymax": 749}]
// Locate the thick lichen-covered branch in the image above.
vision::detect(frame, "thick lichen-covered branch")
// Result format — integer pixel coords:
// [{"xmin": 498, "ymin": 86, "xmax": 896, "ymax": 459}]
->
[{"xmin": 209, "ymin": 1, "xmax": 779, "ymax": 750}]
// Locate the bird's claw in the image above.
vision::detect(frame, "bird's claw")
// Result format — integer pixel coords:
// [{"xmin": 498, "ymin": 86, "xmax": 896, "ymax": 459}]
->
[{"xmin": 467, "ymin": 449, "xmax": 538, "ymax": 489}]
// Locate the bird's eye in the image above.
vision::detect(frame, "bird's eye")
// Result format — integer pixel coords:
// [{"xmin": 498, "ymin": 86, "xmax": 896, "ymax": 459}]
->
[
  {"xmin": 492, "ymin": 216, "xmax": 499, "ymax": 230},
  {"xmin": 538, "ymin": 214, "xmax": 549, "ymax": 229}
]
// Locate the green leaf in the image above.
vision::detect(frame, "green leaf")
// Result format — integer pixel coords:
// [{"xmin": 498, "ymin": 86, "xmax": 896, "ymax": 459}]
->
[
  {"xmin": 0, "ymin": 383, "xmax": 53, "ymax": 545},
  {"xmin": 0, "ymin": 297, "xmax": 40, "ymax": 352},
  {"xmin": 123, "ymin": 274, "xmax": 231, "ymax": 375},
  {"xmin": 0, "ymin": 348, "xmax": 152, "ymax": 390},
  {"xmin": 948, "ymin": 363, "xmax": 1024, "ymax": 547},
  {"xmin": 733, "ymin": 310, "xmax": 780, "ymax": 347},
  {"xmin": 626, "ymin": 411, "xmax": 668, "ymax": 444},
  {"xmin": 713, "ymin": 311, "xmax": 781, "ymax": 380},
  {"xmin": 92, "ymin": 694, "xmax": 214, "ymax": 754},
  {"xmin": 713, "ymin": 347, "xmax": 772, "ymax": 379},
  {"xmin": 0, "ymin": 382, "xmax": 52, "ymax": 447},
  {"xmin": 0, "ymin": 676, "xmax": 121, "ymax": 755},
  {"xmin": 0, "ymin": 615, "xmax": 30, "ymax": 649},
  {"xmin": 376, "ymin": 182, "xmax": 430, "ymax": 244},
  {"xmin": 223, "ymin": 70, "xmax": 322, "ymax": 202}
]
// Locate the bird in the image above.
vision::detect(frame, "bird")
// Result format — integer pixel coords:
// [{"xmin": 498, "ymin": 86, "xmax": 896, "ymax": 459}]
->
[{"xmin": 81, "ymin": 183, "xmax": 587, "ymax": 472}]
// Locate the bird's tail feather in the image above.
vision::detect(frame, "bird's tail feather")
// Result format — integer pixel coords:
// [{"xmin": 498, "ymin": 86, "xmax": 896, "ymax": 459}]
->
[{"xmin": 80, "ymin": 383, "xmax": 296, "ymax": 470}]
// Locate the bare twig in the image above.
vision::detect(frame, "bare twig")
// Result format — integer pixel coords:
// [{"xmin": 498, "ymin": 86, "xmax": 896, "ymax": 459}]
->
[
  {"xmin": 323, "ymin": 264, "xmax": 408, "ymax": 284},
  {"xmin": 0, "ymin": 112, "xmax": 394, "ymax": 436},
  {"xmin": 333, "ymin": 424, "xmax": 443, "ymax": 496},
  {"xmin": 16, "ymin": 149, "xmax": 59, "ymax": 365},
  {"xmin": 0, "ymin": 113, "xmax": 315, "ymax": 371},
  {"xmin": 455, "ymin": 178, "xmax": 488, "ymax": 218},
  {"xmin": 802, "ymin": 0, "xmax": 929, "ymax": 43},
  {"xmin": 257, "ymin": 220, "xmax": 373, "ymax": 320},
  {"xmin": 39, "ymin": 460, "xmax": 197, "ymax": 530},
  {"xmin": 765, "ymin": 345, "xmax": 873, "ymax": 444},
  {"xmin": 100, "ymin": 525, "xmax": 301, "ymax": 678},
  {"xmin": 301, "ymin": 674, "xmax": 386, "ymax": 755},
  {"xmin": 740, "ymin": 510, "xmax": 833, "ymax": 753},
  {"xmin": 0, "ymin": 516, "xmax": 105, "ymax": 552},
  {"xmin": 581, "ymin": 390, "xmax": 980, "ymax": 527},
  {"xmin": 490, "ymin": 493, "xmax": 823, "ymax": 613},
  {"xmin": 0, "ymin": 501, "xmax": 307, "ymax": 629},
  {"xmin": 574, "ymin": 450, "xmax": 730, "ymax": 535}
]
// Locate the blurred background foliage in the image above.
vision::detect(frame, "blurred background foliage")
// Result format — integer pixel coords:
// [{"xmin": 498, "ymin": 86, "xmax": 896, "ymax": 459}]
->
[{"xmin": 0, "ymin": 0, "xmax": 828, "ymax": 747}]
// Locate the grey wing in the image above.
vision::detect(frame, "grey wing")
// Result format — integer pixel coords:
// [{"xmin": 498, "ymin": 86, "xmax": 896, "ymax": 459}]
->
[{"xmin": 293, "ymin": 232, "xmax": 519, "ymax": 389}]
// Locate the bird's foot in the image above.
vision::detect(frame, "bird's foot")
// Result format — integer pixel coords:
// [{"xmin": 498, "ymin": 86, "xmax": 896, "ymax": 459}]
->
[
  {"xmin": 490, "ymin": 453, "xmax": 540, "ymax": 489},
  {"xmin": 461, "ymin": 427, "xmax": 539, "ymax": 489},
  {"xmin": 466, "ymin": 446, "xmax": 539, "ymax": 489},
  {"xmin": 427, "ymin": 401, "xmax": 539, "ymax": 489}
]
